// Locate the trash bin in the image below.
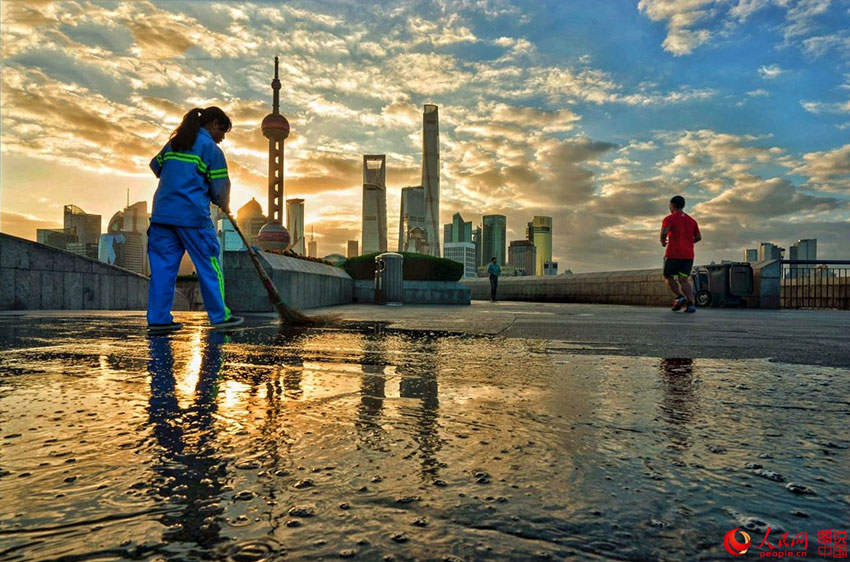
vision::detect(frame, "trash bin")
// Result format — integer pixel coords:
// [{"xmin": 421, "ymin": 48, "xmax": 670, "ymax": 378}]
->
[
  {"xmin": 691, "ymin": 266, "xmax": 712, "ymax": 307},
  {"xmin": 375, "ymin": 252, "xmax": 403, "ymax": 306},
  {"xmin": 706, "ymin": 263, "xmax": 753, "ymax": 307}
]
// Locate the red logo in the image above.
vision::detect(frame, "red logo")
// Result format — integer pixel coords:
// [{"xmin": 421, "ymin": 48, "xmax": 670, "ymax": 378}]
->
[{"xmin": 724, "ymin": 528, "xmax": 752, "ymax": 556}]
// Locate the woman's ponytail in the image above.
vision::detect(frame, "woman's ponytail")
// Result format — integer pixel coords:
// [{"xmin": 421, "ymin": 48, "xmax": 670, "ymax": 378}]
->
[
  {"xmin": 169, "ymin": 107, "xmax": 231, "ymax": 152},
  {"xmin": 169, "ymin": 107, "xmax": 204, "ymax": 152}
]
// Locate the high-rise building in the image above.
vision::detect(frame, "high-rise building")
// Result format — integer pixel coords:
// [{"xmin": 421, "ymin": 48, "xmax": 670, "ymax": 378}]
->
[
  {"xmin": 482, "ymin": 215, "xmax": 506, "ymax": 266},
  {"xmin": 237, "ymin": 198, "xmax": 267, "ymax": 247},
  {"xmin": 308, "ymin": 227, "xmax": 318, "ymax": 258},
  {"xmin": 286, "ymin": 198, "xmax": 305, "ymax": 254},
  {"xmin": 443, "ymin": 242, "xmax": 476, "ymax": 278},
  {"xmin": 527, "ymin": 216, "xmax": 552, "ymax": 276},
  {"xmin": 543, "ymin": 261, "xmax": 558, "ymax": 276},
  {"xmin": 347, "ymin": 240, "xmax": 359, "ymax": 258},
  {"xmin": 509, "ymin": 240, "xmax": 536, "ymax": 276},
  {"xmin": 421, "ymin": 104, "xmax": 440, "ymax": 257},
  {"xmin": 789, "ymin": 238, "xmax": 817, "ymax": 279},
  {"xmin": 64, "ymin": 204, "xmax": 101, "ymax": 258},
  {"xmin": 472, "ymin": 225, "xmax": 482, "ymax": 268},
  {"xmin": 444, "ymin": 212, "xmax": 472, "ymax": 243},
  {"xmin": 743, "ymin": 248, "xmax": 758, "ymax": 262},
  {"xmin": 398, "ymin": 186, "xmax": 425, "ymax": 253},
  {"xmin": 97, "ymin": 201, "xmax": 149, "ymax": 275},
  {"xmin": 362, "ymin": 154, "xmax": 387, "ymax": 254},
  {"xmin": 37, "ymin": 228, "xmax": 77, "ymax": 250},
  {"xmin": 758, "ymin": 242, "xmax": 783, "ymax": 262},
  {"xmin": 257, "ymin": 56, "xmax": 291, "ymax": 251}
]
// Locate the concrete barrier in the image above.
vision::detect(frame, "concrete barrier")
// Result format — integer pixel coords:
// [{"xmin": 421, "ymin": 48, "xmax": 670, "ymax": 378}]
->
[
  {"xmin": 462, "ymin": 262, "xmax": 780, "ymax": 308},
  {"xmin": 353, "ymin": 279, "xmax": 471, "ymax": 305},
  {"xmin": 223, "ymin": 250, "xmax": 353, "ymax": 311},
  {"xmin": 0, "ymin": 232, "xmax": 176, "ymax": 311}
]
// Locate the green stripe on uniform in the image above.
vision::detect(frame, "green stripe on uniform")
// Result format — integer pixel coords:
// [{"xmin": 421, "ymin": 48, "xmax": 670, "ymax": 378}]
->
[
  {"xmin": 162, "ymin": 151, "xmax": 208, "ymax": 173},
  {"xmin": 210, "ymin": 255, "xmax": 231, "ymax": 320}
]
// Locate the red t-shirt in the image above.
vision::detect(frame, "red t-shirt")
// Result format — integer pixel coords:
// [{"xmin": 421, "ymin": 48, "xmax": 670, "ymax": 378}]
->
[{"xmin": 662, "ymin": 211, "xmax": 700, "ymax": 259}]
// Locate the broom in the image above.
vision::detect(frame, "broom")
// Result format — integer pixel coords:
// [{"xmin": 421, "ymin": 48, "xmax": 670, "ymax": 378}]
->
[{"xmin": 223, "ymin": 209, "xmax": 327, "ymax": 327}]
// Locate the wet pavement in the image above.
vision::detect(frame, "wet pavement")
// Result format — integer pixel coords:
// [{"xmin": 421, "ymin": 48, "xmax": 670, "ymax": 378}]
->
[{"xmin": 0, "ymin": 312, "xmax": 848, "ymax": 561}]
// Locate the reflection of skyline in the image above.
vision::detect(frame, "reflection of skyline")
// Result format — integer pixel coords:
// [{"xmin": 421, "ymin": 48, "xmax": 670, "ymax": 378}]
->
[
  {"xmin": 658, "ymin": 357, "xmax": 698, "ymax": 452},
  {"xmin": 397, "ymin": 337, "xmax": 442, "ymax": 481},
  {"xmin": 356, "ymin": 335, "xmax": 390, "ymax": 452},
  {"xmin": 147, "ymin": 331, "xmax": 229, "ymax": 550}
]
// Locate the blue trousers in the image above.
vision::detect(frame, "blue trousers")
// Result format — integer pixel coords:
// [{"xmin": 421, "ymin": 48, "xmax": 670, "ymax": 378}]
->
[{"xmin": 147, "ymin": 223, "xmax": 231, "ymax": 325}]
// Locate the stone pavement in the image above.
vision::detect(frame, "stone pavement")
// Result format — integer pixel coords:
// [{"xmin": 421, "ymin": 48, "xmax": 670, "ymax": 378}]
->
[
  {"xmin": 308, "ymin": 301, "xmax": 850, "ymax": 368},
  {"xmin": 3, "ymin": 301, "xmax": 848, "ymax": 367}
]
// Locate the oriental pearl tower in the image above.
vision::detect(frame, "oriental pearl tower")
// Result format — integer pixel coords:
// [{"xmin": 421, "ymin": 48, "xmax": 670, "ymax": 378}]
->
[{"xmin": 257, "ymin": 56, "xmax": 291, "ymax": 250}]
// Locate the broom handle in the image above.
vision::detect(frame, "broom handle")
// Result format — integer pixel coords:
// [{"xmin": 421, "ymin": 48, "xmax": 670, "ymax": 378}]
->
[{"xmin": 222, "ymin": 209, "xmax": 285, "ymax": 306}]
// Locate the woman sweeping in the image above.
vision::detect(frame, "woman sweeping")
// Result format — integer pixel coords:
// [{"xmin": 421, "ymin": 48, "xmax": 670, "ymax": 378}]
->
[{"xmin": 147, "ymin": 106, "xmax": 243, "ymax": 333}]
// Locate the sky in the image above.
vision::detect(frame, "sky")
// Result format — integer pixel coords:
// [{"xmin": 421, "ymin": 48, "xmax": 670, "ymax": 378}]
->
[{"xmin": 1, "ymin": 0, "xmax": 849, "ymax": 272}]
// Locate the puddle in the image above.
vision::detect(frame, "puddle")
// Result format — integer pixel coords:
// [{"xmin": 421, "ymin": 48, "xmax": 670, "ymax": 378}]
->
[{"xmin": 0, "ymin": 315, "xmax": 848, "ymax": 560}]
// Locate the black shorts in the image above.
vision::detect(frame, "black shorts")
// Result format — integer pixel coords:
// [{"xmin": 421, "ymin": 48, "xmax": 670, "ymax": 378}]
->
[{"xmin": 663, "ymin": 258, "xmax": 693, "ymax": 278}]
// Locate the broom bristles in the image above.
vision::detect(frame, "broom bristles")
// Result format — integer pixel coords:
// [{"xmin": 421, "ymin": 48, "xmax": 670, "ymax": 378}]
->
[{"xmin": 274, "ymin": 300, "xmax": 339, "ymax": 327}]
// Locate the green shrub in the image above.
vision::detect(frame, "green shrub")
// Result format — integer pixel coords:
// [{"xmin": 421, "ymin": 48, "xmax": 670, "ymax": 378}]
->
[{"xmin": 343, "ymin": 252, "xmax": 463, "ymax": 281}]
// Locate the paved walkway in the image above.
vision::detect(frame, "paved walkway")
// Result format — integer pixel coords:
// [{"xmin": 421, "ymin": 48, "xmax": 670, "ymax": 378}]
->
[
  {"xmin": 310, "ymin": 301, "xmax": 850, "ymax": 368},
  {"xmin": 3, "ymin": 301, "xmax": 849, "ymax": 366}
]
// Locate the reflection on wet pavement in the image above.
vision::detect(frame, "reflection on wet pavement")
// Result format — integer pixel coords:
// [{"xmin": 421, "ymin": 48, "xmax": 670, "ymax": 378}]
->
[{"xmin": 0, "ymin": 315, "xmax": 847, "ymax": 561}]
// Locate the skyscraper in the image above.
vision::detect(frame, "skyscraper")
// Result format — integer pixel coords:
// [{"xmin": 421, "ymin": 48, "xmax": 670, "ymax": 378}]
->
[
  {"xmin": 509, "ymin": 240, "xmax": 536, "ymax": 276},
  {"xmin": 257, "ymin": 56, "xmax": 291, "ymax": 251},
  {"xmin": 443, "ymin": 242, "xmax": 477, "ymax": 278},
  {"xmin": 308, "ymin": 228, "xmax": 318, "ymax": 258},
  {"xmin": 286, "ymin": 198, "xmax": 305, "ymax": 254},
  {"xmin": 421, "ymin": 104, "xmax": 440, "ymax": 257},
  {"xmin": 482, "ymin": 215, "xmax": 506, "ymax": 266},
  {"xmin": 362, "ymin": 155, "xmax": 387, "ymax": 254},
  {"xmin": 347, "ymin": 240, "xmax": 359, "ymax": 258},
  {"xmin": 63, "ymin": 205, "xmax": 101, "ymax": 258},
  {"xmin": 398, "ymin": 186, "xmax": 425, "ymax": 252},
  {"xmin": 789, "ymin": 238, "xmax": 817, "ymax": 279},
  {"xmin": 443, "ymin": 212, "xmax": 472, "ymax": 249},
  {"xmin": 97, "ymin": 201, "xmax": 149, "ymax": 275},
  {"xmin": 472, "ymin": 225, "xmax": 482, "ymax": 268},
  {"xmin": 743, "ymin": 248, "xmax": 758, "ymax": 262},
  {"xmin": 527, "ymin": 216, "xmax": 553, "ymax": 276}
]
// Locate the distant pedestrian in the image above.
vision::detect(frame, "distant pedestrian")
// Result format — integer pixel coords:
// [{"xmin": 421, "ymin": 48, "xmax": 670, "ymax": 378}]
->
[
  {"xmin": 487, "ymin": 257, "xmax": 501, "ymax": 301},
  {"xmin": 147, "ymin": 106, "xmax": 243, "ymax": 333},
  {"xmin": 660, "ymin": 195, "xmax": 701, "ymax": 313}
]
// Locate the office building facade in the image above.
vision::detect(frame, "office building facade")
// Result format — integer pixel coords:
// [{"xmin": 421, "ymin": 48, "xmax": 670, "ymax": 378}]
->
[
  {"xmin": 443, "ymin": 242, "xmax": 477, "ymax": 278},
  {"xmin": 527, "ymin": 216, "xmax": 552, "ymax": 276},
  {"xmin": 347, "ymin": 240, "xmax": 359, "ymax": 259},
  {"xmin": 361, "ymin": 154, "xmax": 387, "ymax": 254},
  {"xmin": 508, "ymin": 240, "xmax": 536, "ymax": 276},
  {"xmin": 398, "ymin": 186, "xmax": 425, "ymax": 253},
  {"xmin": 286, "ymin": 198, "xmax": 305, "ymax": 254},
  {"xmin": 421, "ymin": 104, "xmax": 440, "ymax": 256},
  {"xmin": 482, "ymin": 215, "xmax": 507, "ymax": 266}
]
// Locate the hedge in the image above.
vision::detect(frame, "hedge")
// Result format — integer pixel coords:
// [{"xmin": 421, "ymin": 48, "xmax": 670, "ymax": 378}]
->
[{"xmin": 342, "ymin": 252, "xmax": 464, "ymax": 281}]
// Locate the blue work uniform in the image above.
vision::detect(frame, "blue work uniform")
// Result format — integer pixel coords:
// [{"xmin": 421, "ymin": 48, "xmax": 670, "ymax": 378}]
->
[{"xmin": 147, "ymin": 128, "xmax": 232, "ymax": 325}]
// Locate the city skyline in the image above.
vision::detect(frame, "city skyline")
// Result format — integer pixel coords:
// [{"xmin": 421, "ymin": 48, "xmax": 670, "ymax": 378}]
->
[{"xmin": 2, "ymin": 1, "xmax": 849, "ymax": 272}]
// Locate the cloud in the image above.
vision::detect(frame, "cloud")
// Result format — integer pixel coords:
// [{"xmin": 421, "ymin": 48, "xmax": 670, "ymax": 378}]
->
[
  {"xmin": 759, "ymin": 64, "xmax": 784, "ymax": 79},
  {"xmin": 793, "ymin": 144, "xmax": 850, "ymax": 192}
]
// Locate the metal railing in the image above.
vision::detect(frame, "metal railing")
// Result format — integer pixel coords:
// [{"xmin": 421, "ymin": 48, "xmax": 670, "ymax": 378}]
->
[{"xmin": 781, "ymin": 260, "xmax": 850, "ymax": 310}]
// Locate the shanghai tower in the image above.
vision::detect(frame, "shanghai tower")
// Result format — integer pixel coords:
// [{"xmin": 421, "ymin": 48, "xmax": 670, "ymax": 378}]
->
[{"xmin": 421, "ymin": 104, "xmax": 440, "ymax": 257}]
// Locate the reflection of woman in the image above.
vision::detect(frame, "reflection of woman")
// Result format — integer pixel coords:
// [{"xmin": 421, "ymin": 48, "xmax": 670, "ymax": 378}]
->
[
  {"xmin": 147, "ymin": 106, "xmax": 242, "ymax": 333},
  {"xmin": 147, "ymin": 332, "xmax": 228, "ymax": 550}
]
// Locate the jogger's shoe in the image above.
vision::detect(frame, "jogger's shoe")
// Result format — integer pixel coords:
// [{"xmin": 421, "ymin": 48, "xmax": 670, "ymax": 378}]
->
[
  {"xmin": 672, "ymin": 296, "xmax": 687, "ymax": 311},
  {"xmin": 212, "ymin": 316, "xmax": 244, "ymax": 330},
  {"xmin": 148, "ymin": 322, "xmax": 183, "ymax": 334},
  {"xmin": 685, "ymin": 304, "xmax": 696, "ymax": 313}
]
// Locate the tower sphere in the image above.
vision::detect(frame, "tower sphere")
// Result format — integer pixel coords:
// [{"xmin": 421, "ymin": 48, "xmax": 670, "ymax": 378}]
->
[{"xmin": 262, "ymin": 113, "xmax": 290, "ymax": 140}]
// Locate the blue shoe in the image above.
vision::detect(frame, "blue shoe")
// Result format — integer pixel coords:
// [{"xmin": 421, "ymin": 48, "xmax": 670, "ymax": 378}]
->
[
  {"xmin": 685, "ymin": 304, "xmax": 696, "ymax": 313},
  {"xmin": 212, "ymin": 316, "xmax": 244, "ymax": 330},
  {"xmin": 672, "ymin": 296, "xmax": 687, "ymax": 311}
]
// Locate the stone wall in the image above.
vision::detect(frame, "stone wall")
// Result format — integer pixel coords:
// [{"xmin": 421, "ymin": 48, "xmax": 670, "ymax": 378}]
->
[
  {"xmin": 462, "ymin": 269, "xmax": 671, "ymax": 306},
  {"xmin": 462, "ymin": 262, "xmax": 780, "ymax": 308},
  {"xmin": 353, "ymin": 279, "xmax": 471, "ymax": 305},
  {"xmin": 223, "ymin": 250, "xmax": 353, "ymax": 312},
  {"xmin": 0, "ymin": 232, "xmax": 171, "ymax": 310}
]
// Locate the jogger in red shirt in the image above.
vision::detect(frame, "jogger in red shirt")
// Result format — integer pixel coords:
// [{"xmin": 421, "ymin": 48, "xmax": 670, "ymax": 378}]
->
[{"xmin": 660, "ymin": 195, "xmax": 702, "ymax": 313}]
